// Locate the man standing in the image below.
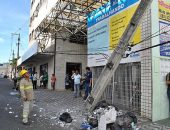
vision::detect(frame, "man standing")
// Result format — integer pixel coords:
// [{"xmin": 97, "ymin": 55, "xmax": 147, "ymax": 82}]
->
[
  {"xmin": 71, "ymin": 70, "xmax": 75, "ymax": 91},
  {"xmin": 73, "ymin": 70, "xmax": 81, "ymax": 98},
  {"xmin": 19, "ymin": 69, "xmax": 34, "ymax": 125},
  {"xmin": 33, "ymin": 72, "xmax": 37, "ymax": 89},
  {"xmin": 84, "ymin": 67, "xmax": 92, "ymax": 100},
  {"xmin": 166, "ymin": 72, "xmax": 170, "ymax": 114},
  {"xmin": 43, "ymin": 72, "xmax": 48, "ymax": 89},
  {"xmin": 51, "ymin": 74, "xmax": 56, "ymax": 90}
]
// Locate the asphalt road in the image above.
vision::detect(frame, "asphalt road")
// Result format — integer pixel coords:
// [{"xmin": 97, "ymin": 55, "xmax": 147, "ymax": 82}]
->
[{"xmin": 0, "ymin": 78, "xmax": 66, "ymax": 130}]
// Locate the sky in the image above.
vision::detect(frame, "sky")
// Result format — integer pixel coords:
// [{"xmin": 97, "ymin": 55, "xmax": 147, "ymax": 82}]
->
[{"xmin": 0, "ymin": 0, "xmax": 30, "ymax": 63}]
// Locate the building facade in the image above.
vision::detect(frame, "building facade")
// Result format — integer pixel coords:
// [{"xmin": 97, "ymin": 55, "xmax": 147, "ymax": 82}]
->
[
  {"xmin": 18, "ymin": 0, "xmax": 87, "ymax": 90},
  {"xmin": 18, "ymin": 0, "xmax": 170, "ymax": 122},
  {"xmin": 87, "ymin": 0, "xmax": 170, "ymax": 121}
]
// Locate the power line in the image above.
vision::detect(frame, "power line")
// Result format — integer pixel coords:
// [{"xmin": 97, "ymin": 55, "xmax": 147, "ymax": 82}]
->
[{"xmin": 56, "ymin": 27, "xmax": 170, "ymax": 53}]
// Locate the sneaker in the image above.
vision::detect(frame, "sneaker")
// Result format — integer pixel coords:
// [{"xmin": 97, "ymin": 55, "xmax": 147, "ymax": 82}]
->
[{"xmin": 22, "ymin": 122, "xmax": 30, "ymax": 126}]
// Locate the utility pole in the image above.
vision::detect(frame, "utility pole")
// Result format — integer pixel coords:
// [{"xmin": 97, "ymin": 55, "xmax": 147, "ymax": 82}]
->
[
  {"xmin": 12, "ymin": 50, "xmax": 16, "ymax": 77},
  {"xmin": 17, "ymin": 34, "xmax": 20, "ymax": 59},
  {"xmin": 11, "ymin": 33, "xmax": 20, "ymax": 60},
  {"xmin": 86, "ymin": 0, "xmax": 153, "ymax": 112}
]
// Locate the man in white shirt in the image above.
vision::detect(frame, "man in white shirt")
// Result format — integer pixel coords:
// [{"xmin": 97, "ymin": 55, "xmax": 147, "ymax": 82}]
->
[
  {"xmin": 73, "ymin": 70, "xmax": 81, "ymax": 98},
  {"xmin": 33, "ymin": 72, "xmax": 37, "ymax": 89}
]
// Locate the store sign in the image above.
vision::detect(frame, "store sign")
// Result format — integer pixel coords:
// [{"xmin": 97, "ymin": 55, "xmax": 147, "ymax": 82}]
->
[
  {"xmin": 160, "ymin": 22, "xmax": 170, "ymax": 57},
  {"xmin": 87, "ymin": 0, "xmax": 141, "ymax": 67},
  {"xmin": 158, "ymin": 0, "xmax": 170, "ymax": 57},
  {"xmin": 158, "ymin": 0, "xmax": 170, "ymax": 22}
]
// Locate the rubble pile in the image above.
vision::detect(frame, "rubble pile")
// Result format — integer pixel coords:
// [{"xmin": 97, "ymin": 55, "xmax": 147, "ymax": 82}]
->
[{"xmin": 81, "ymin": 100, "xmax": 140, "ymax": 130}]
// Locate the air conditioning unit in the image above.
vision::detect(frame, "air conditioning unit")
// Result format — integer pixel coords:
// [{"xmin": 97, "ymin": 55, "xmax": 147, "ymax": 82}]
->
[{"xmin": 34, "ymin": 10, "xmax": 38, "ymax": 17}]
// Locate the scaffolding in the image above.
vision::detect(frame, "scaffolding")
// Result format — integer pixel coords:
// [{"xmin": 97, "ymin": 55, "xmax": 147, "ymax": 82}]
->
[{"xmin": 35, "ymin": 0, "xmax": 109, "ymax": 52}]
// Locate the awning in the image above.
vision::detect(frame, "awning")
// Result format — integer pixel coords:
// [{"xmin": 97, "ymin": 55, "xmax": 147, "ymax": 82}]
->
[{"xmin": 17, "ymin": 42, "xmax": 54, "ymax": 66}]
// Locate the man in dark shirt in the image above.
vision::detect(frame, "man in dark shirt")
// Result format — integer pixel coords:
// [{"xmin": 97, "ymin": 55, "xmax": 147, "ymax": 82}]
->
[
  {"xmin": 166, "ymin": 72, "xmax": 170, "ymax": 113},
  {"xmin": 84, "ymin": 67, "xmax": 92, "ymax": 100}
]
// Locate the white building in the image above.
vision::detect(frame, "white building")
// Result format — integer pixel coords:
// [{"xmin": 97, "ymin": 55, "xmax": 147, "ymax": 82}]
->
[
  {"xmin": 0, "ymin": 63, "xmax": 10, "ymax": 77},
  {"xmin": 18, "ymin": 0, "xmax": 170, "ymax": 122},
  {"xmin": 18, "ymin": 0, "xmax": 96, "ymax": 90}
]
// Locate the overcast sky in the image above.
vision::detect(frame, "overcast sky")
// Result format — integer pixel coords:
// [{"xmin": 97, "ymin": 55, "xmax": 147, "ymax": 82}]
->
[{"xmin": 0, "ymin": 0, "xmax": 30, "ymax": 63}]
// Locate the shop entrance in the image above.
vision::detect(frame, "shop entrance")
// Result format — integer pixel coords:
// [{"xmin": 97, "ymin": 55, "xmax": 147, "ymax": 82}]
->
[
  {"xmin": 65, "ymin": 62, "xmax": 82, "ymax": 89},
  {"xmin": 66, "ymin": 62, "xmax": 82, "ymax": 76},
  {"xmin": 40, "ymin": 63, "xmax": 48, "ymax": 76}
]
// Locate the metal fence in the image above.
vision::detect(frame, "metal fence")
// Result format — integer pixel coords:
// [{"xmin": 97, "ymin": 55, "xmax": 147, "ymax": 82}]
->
[{"xmin": 92, "ymin": 62, "xmax": 141, "ymax": 114}]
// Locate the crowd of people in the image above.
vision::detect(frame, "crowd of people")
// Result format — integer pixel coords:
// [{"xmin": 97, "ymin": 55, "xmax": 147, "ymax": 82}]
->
[
  {"xmin": 12, "ymin": 66, "xmax": 93, "ymax": 100},
  {"xmin": 65, "ymin": 67, "xmax": 92, "ymax": 100}
]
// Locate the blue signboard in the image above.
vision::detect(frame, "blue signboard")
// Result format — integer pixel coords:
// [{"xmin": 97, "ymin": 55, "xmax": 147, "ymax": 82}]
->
[
  {"xmin": 160, "ymin": 21, "xmax": 170, "ymax": 57},
  {"xmin": 87, "ymin": 0, "xmax": 139, "ymax": 28}
]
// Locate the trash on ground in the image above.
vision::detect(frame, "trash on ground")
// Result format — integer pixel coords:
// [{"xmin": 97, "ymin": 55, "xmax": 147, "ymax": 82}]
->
[
  {"xmin": 50, "ymin": 116, "xmax": 57, "ymax": 120},
  {"xmin": 59, "ymin": 112, "xmax": 73, "ymax": 123},
  {"xmin": 33, "ymin": 114, "xmax": 37, "ymax": 117},
  {"xmin": 9, "ymin": 111, "xmax": 13, "ymax": 114},
  {"xmin": 10, "ymin": 92, "xmax": 19, "ymax": 96},
  {"xmin": 15, "ymin": 115, "xmax": 18, "ymax": 118}
]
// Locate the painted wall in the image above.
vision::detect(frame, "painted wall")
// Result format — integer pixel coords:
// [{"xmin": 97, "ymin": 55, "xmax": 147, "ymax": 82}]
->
[{"xmin": 151, "ymin": 0, "xmax": 170, "ymax": 121}]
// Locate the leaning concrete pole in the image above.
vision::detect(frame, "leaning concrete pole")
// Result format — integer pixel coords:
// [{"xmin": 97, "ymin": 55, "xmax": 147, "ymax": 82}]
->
[{"xmin": 86, "ymin": 0, "xmax": 153, "ymax": 112}]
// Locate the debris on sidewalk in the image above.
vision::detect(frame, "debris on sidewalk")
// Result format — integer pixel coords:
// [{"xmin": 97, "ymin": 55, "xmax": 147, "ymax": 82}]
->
[
  {"xmin": 80, "ymin": 100, "xmax": 140, "ymax": 130},
  {"xmin": 59, "ymin": 112, "xmax": 73, "ymax": 123}
]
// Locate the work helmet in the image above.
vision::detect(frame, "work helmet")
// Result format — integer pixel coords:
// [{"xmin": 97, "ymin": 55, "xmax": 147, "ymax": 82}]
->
[{"xmin": 19, "ymin": 69, "xmax": 28, "ymax": 77}]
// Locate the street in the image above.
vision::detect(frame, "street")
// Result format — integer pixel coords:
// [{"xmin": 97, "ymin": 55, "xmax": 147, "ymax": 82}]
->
[
  {"xmin": 1, "ymin": 78, "xmax": 170, "ymax": 130},
  {"xmin": 0, "ymin": 79, "xmax": 85, "ymax": 130}
]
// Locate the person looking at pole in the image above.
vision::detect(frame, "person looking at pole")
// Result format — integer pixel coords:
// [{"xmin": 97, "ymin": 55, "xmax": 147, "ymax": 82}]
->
[
  {"xmin": 33, "ymin": 72, "xmax": 37, "ymax": 89},
  {"xmin": 73, "ymin": 70, "xmax": 81, "ymax": 98},
  {"xmin": 19, "ymin": 69, "xmax": 34, "ymax": 125},
  {"xmin": 83, "ymin": 67, "xmax": 92, "ymax": 100},
  {"xmin": 43, "ymin": 72, "xmax": 48, "ymax": 89},
  {"xmin": 166, "ymin": 72, "xmax": 170, "ymax": 115},
  {"xmin": 71, "ymin": 70, "xmax": 75, "ymax": 91},
  {"xmin": 51, "ymin": 74, "xmax": 56, "ymax": 90}
]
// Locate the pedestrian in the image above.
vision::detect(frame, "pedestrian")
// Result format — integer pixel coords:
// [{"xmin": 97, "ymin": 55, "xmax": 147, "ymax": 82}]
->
[
  {"xmin": 83, "ymin": 67, "xmax": 92, "ymax": 100},
  {"xmin": 30, "ymin": 74, "xmax": 33, "ymax": 85},
  {"xmin": 12, "ymin": 76, "xmax": 17, "ymax": 90},
  {"xmin": 43, "ymin": 72, "xmax": 48, "ymax": 89},
  {"xmin": 33, "ymin": 72, "xmax": 37, "ymax": 89},
  {"xmin": 73, "ymin": 70, "xmax": 81, "ymax": 98},
  {"xmin": 71, "ymin": 70, "xmax": 75, "ymax": 91},
  {"xmin": 19, "ymin": 69, "xmax": 34, "ymax": 125},
  {"xmin": 65, "ymin": 74, "xmax": 70, "ymax": 89},
  {"xmin": 39, "ymin": 74, "xmax": 43, "ymax": 88},
  {"xmin": 51, "ymin": 74, "xmax": 56, "ymax": 90},
  {"xmin": 166, "ymin": 72, "xmax": 170, "ymax": 114}
]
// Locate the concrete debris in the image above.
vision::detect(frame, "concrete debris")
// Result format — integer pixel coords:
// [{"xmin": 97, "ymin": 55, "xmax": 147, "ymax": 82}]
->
[
  {"xmin": 9, "ymin": 111, "xmax": 13, "ymax": 114},
  {"xmin": 9, "ymin": 107, "xmax": 12, "ymax": 110},
  {"xmin": 15, "ymin": 115, "xmax": 18, "ymax": 118},
  {"xmin": 7, "ymin": 104, "xmax": 9, "ymax": 106},
  {"xmin": 50, "ymin": 116, "xmax": 57, "ymax": 120},
  {"xmin": 33, "ymin": 114, "xmax": 37, "ymax": 117},
  {"xmin": 10, "ymin": 92, "xmax": 19, "ymax": 96}
]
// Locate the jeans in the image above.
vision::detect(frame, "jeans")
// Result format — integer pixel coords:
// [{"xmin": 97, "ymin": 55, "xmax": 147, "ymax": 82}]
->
[
  {"xmin": 84, "ymin": 83, "xmax": 90, "ymax": 100},
  {"xmin": 51, "ymin": 82, "xmax": 55, "ymax": 90},
  {"xmin": 167, "ymin": 88, "xmax": 170, "ymax": 112},
  {"xmin": 74, "ymin": 84, "xmax": 80, "ymax": 97},
  {"xmin": 33, "ymin": 80, "xmax": 37, "ymax": 89}
]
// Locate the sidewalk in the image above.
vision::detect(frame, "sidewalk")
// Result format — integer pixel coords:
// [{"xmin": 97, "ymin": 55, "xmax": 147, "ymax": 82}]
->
[
  {"xmin": 33, "ymin": 89, "xmax": 170, "ymax": 130},
  {"xmin": 33, "ymin": 89, "xmax": 86, "ymax": 130}
]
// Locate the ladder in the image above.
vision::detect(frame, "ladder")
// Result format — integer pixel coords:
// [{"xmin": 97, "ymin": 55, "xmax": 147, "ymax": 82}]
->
[{"xmin": 86, "ymin": 0, "xmax": 153, "ymax": 112}]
